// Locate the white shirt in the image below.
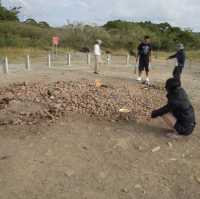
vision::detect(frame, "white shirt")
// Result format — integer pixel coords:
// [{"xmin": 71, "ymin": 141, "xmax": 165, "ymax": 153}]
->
[{"xmin": 94, "ymin": 44, "xmax": 101, "ymax": 56}]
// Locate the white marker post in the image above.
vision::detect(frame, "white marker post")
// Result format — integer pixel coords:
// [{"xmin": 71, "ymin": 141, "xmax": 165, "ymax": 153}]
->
[
  {"xmin": 107, "ymin": 54, "xmax": 111, "ymax": 64},
  {"xmin": 48, "ymin": 54, "xmax": 51, "ymax": 68},
  {"xmin": 87, "ymin": 53, "xmax": 91, "ymax": 65},
  {"xmin": 67, "ymin": 53, "xmax": 71, "ymax": 66},
  {"xmin": 25, "ymin": 55, "xmax": 31, "ymax": 71},
  {"xmin": 4, "ymin": 56, "xmax": 9, "ymax": 74},
  {"xmin": 126, "ymin": 54, "xmax": 130, "ymax": 65}
]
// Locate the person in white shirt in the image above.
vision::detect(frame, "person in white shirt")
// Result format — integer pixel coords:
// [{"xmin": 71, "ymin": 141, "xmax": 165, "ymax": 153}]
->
[{"xmin": 94, "ymin": 40, "xmax": 102, "ymax": 74}]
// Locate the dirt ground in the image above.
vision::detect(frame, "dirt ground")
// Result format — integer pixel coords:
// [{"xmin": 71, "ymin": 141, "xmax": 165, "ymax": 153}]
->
[{"xmin": 0, "ymin": 61, "xmax": 200, "ymax": 199}]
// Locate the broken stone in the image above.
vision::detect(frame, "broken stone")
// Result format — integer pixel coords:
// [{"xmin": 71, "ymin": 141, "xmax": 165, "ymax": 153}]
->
[
  {"xmin": 99, "ymin": 172, "xmax": 107, "ymax": 179},
  {"xmin": 195, "ymin": 176, "xmax": 200, "ymax": 184},
  {"xmin": 152, "ymin": 146, "xmax": 161, "ymax": 153},
  {"xmin": 121, "ymin": 188, "xmax": 129, "ymax": 193},
  {"xmin": 134, "ymin": 184, "xmax": 142, "ymax": 189},
  {"xmin": 0, "ymin": 80, "xmax": 165, "ymax": 126},
  {"xmin": 168, "ymin": 142, "xmax": 173, "ymax": 148},
  {"xmin": 64, "ymin": 169, "xmax": 75, "ymax": 177}
]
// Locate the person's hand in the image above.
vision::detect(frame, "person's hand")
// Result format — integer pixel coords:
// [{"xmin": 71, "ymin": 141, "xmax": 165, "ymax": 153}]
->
[{"xmin": 151, "ymin": 110, "xmax": 158, "ymax": 118}]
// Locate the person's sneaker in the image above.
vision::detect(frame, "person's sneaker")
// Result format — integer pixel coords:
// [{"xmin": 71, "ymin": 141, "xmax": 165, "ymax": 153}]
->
[
  {"xmin": 145, "ymin": 78, "xmax": 150, "ymax": 85},
  {"xmin": 137, "ymin": 77, "xmax": 142, "ymax": 82}
]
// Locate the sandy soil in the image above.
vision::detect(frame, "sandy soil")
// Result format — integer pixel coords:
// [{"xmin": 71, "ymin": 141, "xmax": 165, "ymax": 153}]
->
[{"xmin": 0, "ymin": 60, "xmax": 200, "ymax": 199}]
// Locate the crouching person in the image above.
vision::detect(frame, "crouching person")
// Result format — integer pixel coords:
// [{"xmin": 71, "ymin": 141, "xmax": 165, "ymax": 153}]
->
[{"xmin": 151, "ymin": 78, "xmax": 196, "ymax": 138}]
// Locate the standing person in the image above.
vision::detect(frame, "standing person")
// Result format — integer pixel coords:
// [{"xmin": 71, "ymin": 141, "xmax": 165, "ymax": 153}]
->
[
  {"xmin": 167, "ymin": 43, "xmax": 186, "ymax": 79},
  {"xmin": 151, "ymin": 78, "xmax": 196, "ymax": 138},
  {"xmin": 136, "ymin": 36, "xmax": 152, "ymax": 84},
  {"xmin": 94, "ymin": 40, "xmax": 102, "ymax": 74}
]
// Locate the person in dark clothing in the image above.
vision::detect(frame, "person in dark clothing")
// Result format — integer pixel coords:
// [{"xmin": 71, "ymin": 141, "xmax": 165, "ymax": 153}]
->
[
  {"xmin": 167, "ymin": 43, "xmax": 186, "ymax": 79},
  {"xmin": 136, "ymin": 36, "xmax": 152, "ymax": 84},
  {"xmin": 151, "ymin": 78, "xmax": 195, "ymax": 137}
]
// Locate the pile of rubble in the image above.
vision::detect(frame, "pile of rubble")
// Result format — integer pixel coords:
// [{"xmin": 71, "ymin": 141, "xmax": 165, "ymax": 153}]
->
[{"xmin": 0, "ymin": 80, "xmax": 166, "ymax": 126}]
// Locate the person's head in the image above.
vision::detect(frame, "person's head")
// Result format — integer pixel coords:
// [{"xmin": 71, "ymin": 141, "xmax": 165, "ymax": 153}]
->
[
  {"xmin": 177, "ymin": 43, "xmax": 184, "ymax": 51},
  {"xmin": 144, "ymin": 36, "xmax": 150, "ymax": 44},
  {"xmin": 165, "ymin": 78, "xmax": 181, "ymax": 92},
  {"xmin": 96, "ymin": 39, "xmax": 102, "ymax": 45}
]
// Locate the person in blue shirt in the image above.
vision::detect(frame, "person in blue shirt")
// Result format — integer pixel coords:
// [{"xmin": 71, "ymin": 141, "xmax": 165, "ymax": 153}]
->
[{"xmin": 167, "ymin": 43, "xmax": 186, "ymax": 79}]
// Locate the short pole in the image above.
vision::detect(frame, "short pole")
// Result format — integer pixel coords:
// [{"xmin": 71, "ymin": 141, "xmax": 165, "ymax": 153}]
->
[
  {"xmin": 67, "ymin": 53, "xmax": 71, "ymax": 66},
  {"xmin": 107, "ymin": 54, "xmax": 111, "ymax": 64},
  {"xmin": 25, "ymin": 54, "xmax": 31, "ymax": 71},
  {"xmin": 126, "ymin": 54, "xmax": 130, "ymax": 65},
  {"xmin": 87, "ymin": 53, "xmax": 91, "ymax": 65},
  {"xmin": 48, "ymin": 54, "xmax": 51, "ymax": 68},
  {"xmin": 4, "ymin": 56, "xmax": 9, "ymax": 74}
]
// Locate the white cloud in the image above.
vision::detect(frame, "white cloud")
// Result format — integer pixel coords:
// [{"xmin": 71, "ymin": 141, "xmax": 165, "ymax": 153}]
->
[{"xmin": 2, "ymin": 0, "xmax": 200, "ymax": 31}]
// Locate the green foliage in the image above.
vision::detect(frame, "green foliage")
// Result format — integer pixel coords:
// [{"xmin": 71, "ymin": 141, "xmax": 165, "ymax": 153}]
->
[
  {"xmin": 0, "ymin": 4, "xmax": 20, "ymax": 21},
  {"xmin": 0, "ymin": 18, "xmax": 200, "ymax": 52}
]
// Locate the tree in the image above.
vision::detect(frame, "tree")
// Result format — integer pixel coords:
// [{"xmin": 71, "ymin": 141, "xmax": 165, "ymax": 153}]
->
[{"xmin": 0, "ymin": 4, "xmax": 20, "ymax": 21}]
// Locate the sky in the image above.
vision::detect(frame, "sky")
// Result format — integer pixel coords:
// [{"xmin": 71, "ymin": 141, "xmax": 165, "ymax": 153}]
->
[{"xmin": 2, "ymin": 0, "xmax": 200, "ymax": 31}]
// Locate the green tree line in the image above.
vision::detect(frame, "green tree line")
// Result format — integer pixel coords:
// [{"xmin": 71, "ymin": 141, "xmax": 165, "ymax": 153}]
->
[{"xmin": 0, "ymin": 3, "xmax": 200, "ymax": 52}]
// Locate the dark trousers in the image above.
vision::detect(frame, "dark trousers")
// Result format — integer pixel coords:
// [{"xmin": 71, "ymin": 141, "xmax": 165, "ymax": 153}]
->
[{"xmin": 173, "ymin": 66, "xmax": 183, "ymax": 80}]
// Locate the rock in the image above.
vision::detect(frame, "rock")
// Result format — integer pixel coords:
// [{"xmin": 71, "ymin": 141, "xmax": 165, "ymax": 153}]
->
[
  {"xmin": 0, "ymin": 156, "xmax": 10, "ymax": 161},
  {"xmin": 134, "ymin": 184, "xmax": 142, "ymax": 189},
  {"xmin": 168, "ymin": 142, "xmax": 173, "ymax": 148},
  {"xmin": 195, "ymin": 176, "xmax": 200, "ymax": 184},
  {"xmin": 64, "ymin": 169, "xmax": 75, "ymax": 177},
  {"xmin": 152, "ymin": 146, "xmax": 161, "ymax": 153},
  {"xmin": 99, "ymin": 172, "xmax": 107, "ymax": 179},
  {"xmin": 121, "ymin": 188, "xmax": 129, "ymax": 193},
  {"xmin": 0, "ymin": 80, "xmax": 165, "ymax": 126},
  {"xmin": 82, "ymin": 146, "xmax": 89, "ymax": 150},
  {"xmin": 169, "ymin": 158, "xmax": 177, "ymax": 161}
]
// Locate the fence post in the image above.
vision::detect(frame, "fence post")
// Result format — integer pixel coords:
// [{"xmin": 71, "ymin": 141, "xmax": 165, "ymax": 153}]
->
[
  {"xmin": 107, "ymin": 54, "xmax": 111, "ymax": 64},
  {"xmin": 87, "ymin": 53, "xmax": 91, "ymax": 65},
  {"xmin": 3, "ymin": 56, "xmax": 9, "ymax": 74},
  {"xmin": 126, "ymin": 54, "xmax": 130, "ymax": 65},
  {"xmin": 48, "ymin": 54, "xmax": 51, "ymax": 68},
  {"xmin": 25, "ymin": 54, "xmax": 31, "ymax": 71},
  {"xmin": 67, "ymin": 53, "xmax": 71, "ymax": 66}
]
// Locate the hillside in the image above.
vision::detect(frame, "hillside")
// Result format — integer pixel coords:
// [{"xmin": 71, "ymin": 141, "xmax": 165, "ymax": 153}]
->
[{"xmin": 0, "ymin": 3, "xmax": 200, "ymax": 53}]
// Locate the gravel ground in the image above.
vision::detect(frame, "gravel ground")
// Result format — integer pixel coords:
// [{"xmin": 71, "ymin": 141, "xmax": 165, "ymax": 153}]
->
[{"xmin": 0, "ymin": 61, "xmax": 200, "ymax": 199}]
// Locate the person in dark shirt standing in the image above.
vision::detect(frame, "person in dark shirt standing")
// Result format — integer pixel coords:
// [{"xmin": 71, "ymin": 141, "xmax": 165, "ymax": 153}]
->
[
  {"xmin": 151, "ymin": 78, "xmax": 196, "ymax": 138},
  {"xmin": 167, "ymin": 43, "xmax": 186, "ymax": 80},
  {"xmin": 136, "ymin": 36, "xmax": 152, "ymax": 85}
]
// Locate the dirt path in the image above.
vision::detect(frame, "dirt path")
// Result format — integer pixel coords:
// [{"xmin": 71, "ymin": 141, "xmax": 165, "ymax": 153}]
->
[{"xmin": 0, "ymin": 62, "xmax": 200, "ymax": 199}]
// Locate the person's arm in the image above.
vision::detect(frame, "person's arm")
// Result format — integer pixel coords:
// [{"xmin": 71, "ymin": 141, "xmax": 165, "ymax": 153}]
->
[
  {"xmin": 149, "ymin": 45, "xmax": 152, "ymax": 63},
  {"xmin": 136, "ymin": 44, "xmax": 141, "ymax": 63},
  {"xmin": 151, "ymin": 104, "xmax": 171, "ymax": 118},
  {"xmin": 167, "ymin": 52, "xmax": 177, "ymax": 60}
]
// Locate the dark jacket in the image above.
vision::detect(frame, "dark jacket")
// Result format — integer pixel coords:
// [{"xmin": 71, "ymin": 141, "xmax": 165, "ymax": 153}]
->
[
  {"xmin": 168, "ymin": 50, "xmax": 186, "ymax": 67},
  {"xmin": 152, "ymin": 87, "xmax": 195, "ymax": 127}
]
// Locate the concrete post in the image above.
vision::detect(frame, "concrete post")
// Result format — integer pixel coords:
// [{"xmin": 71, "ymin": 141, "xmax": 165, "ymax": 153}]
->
[
  {"xmin": 67, "ymin": 53, "xmax": 71, "ymax": 66},
  {"xmin": 87, "ymin": 53, "xmax": 91, "ymax": 65},
  {"xmin": 25, "ymin": 55, "xmax": 31, "ymax": 70},
  {"xmin": 107, "ymin": 54, "xmax": 111, "ymax": 64},
  {"xmin": 4, "ymin": 56, "xmax": 9, "ymax": 74},
  {"xmin": 126, "ymin": 54, "xmax": 130, "ymax": 65},
  {"xmin": 48, "ymin": 54, "xmax": 51, "ymax": 68}
]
